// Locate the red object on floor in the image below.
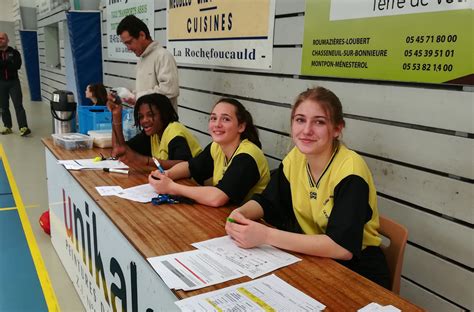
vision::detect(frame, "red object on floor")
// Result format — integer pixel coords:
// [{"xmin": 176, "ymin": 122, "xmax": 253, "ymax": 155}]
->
[{"xmin": 39, "ymin": 211, "xmax": 50, "ymax": 235}]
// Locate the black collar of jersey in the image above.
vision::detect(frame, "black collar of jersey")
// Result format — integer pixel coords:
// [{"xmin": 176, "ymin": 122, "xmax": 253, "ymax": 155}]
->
[{"xmin": 306, "ymin": 144, "xmax": 340, "ymax": 189}]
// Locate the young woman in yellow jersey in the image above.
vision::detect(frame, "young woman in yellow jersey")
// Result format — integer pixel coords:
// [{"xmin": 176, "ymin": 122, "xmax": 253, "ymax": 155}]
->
[
  {"xmin": 148, "ymin": 98, "xmax": 270, "ymax": 207},
  {"xmin": 225, "ymin": 87, "xmax": 390, "ymax": 289},
  {"xmin": 108, "ymin": 93, "xmax": 202, "ymax": 169}
]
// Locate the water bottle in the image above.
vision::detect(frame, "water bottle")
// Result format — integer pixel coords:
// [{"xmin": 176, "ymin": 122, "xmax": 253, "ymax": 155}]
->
[{"xmin": 122, "ymin": 108, "xmax": 138, "ymax": 141}]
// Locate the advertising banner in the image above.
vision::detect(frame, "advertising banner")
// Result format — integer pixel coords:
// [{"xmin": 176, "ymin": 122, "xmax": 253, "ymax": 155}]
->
[
  {"xmin": 106, "ymin": 0, "xmax": 155, "ymax": 61},
  {"xmin": 45, "ymin": 149, "xmax": 179, "ymax": 311},
  {"xmin": 167, "ymin": 0, "xmax": 276, "ymax": 70},
  {"xmin": 301, "ymin": 0, "xmax": 473, "ymax": 85}
]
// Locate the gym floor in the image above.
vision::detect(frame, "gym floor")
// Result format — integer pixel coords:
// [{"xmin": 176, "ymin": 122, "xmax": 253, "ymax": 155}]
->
[{"xmin": 0, "ymin": 97, "xmax": 82, "ymax": 311}]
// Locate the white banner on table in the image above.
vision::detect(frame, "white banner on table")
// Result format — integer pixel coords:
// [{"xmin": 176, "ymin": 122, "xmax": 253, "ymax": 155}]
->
[
  {"xmin": 167, "ymin": 0, "xmax": 275, "ymax": 70},
  {"xmin": 175, "ymin": 274, "xmax": 326, "ymax": 312},
  {"xmin": 46, "ymin": 149, "xmax": 179, "ymax": 311},
  {"xmin": 192, "ymin": 236, "xmax": 301, "ymax": 279},
  {"xmin": 106, "ymin": 0, "xmax": 155, "ymax": 60}
]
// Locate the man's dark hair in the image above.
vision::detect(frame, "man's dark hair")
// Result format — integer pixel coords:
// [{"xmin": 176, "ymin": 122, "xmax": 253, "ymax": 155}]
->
[{"xmin": 116, "ymin": 15, "xmax": 151, "ymax": 40}]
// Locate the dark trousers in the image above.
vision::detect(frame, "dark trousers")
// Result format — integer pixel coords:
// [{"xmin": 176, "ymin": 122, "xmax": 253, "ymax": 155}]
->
[{"xmin": 0, "ymin": 79, "xmax": 28, "ymax": 129}]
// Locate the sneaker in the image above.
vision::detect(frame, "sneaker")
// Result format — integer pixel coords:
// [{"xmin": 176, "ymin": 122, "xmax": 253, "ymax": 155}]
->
[
  {"xmin": 20, "ymin": 127, "xmax": 31, "ymax": 136},
  {"xmin": 1, "ymin": 127, "xmax": 12, "ymax": 135}
]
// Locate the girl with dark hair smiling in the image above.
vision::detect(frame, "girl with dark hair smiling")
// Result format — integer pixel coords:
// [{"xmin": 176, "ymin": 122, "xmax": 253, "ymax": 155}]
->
[{"xmin": 148, "ymin": 98, "xmax": 270, "ymax": 207}]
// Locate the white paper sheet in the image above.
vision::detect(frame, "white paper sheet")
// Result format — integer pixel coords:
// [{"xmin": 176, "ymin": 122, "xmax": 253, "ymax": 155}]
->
[
  {"xmin": 358, "ymin": 303, "xmax": 401, "ymax": 312},
  {"xmin": 95, "ymin": 186, "xmax": 124, "ymax": 196},
  {"xmin": 73, "ymin": 159, "xmax": 128, "ymax": 169},
  {"xmin": 192, "ymin": 236, "xmax": 301, "ymax": 279},
  {"xmin": 147, "ymin": 250, "xmax": 244, "ymax": 291},
  {"xmin": 58, "ymin": 159, "xmax": 128, "ymax": 170},
  {"xmin": 116, "ymin": 183, "xmax": 158, "ymax": 203},
  {"xmin": 174, "ymin": 274, "xmax": 326, "ymax": 312},
  {"xmin": 57, "ymin": 160, "xmax": 83, "ymax": 170}
]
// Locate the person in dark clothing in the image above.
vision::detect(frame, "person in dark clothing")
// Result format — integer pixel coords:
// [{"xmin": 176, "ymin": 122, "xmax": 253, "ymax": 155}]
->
[{"xmin": 0, "ymin": 32, "xmax": 30, "ymax": 136}]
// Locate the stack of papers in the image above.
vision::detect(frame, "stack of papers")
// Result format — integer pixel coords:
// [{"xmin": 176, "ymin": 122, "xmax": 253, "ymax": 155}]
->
[
  {"xmin": 192, "ymin": 236, "xmax": 301, "ymax": 279},
  {"xmin": 58, "ymin": 159, "xmax": 128, "ymax": 170},
  {"xmin": 115, "ymin": 183, "xmax": 158, "ymax": 203},
  {"xmin": 149, "ymin": 250, "xmax": 244, "ymax": 291},
  {"xmin": 147, "ymin": 236, "xmax": 301, "ymax": 291},
  {"xmin": 174, "ymin": 274, "xmax": 326, "ymax": 311},
  {"xmin": 95, "ymin": 183, "xmax": 158, "ymax": 203}
]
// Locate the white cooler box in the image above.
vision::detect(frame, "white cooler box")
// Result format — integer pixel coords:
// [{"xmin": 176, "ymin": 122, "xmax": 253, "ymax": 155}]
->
[{"xmin": 87, "ymin": 130, "xmax": 112, "ymax": 148}]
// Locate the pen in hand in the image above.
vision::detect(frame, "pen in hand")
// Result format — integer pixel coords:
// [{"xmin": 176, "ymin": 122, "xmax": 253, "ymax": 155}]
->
[
  {"xmin": 227, "ymin": 217, "xmax": 244, "ymax": 224},
  {"xmin": 152, "ymin": 157, "xmax": 165, "ymax": 174}
]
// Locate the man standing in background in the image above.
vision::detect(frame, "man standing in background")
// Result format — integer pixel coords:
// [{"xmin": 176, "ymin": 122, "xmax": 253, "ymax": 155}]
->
[
  {"xmin": 0, "ymin": 32, "xmax": 30, "ymax": 136},
  {"xmin": 116, "ymin": 15, "xmax": 179, "ymax": 111}
]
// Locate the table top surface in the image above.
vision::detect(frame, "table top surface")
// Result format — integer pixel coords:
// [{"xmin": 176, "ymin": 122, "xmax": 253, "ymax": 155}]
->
[{"xmin": 43, "ymin": 138, "xmax": 423, "ymax": 311}]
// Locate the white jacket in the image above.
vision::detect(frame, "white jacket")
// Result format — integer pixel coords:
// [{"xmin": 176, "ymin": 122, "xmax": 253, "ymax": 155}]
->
[{"xmin": 135, "ymin": 41, "xmax": 179, "ymax": 110}]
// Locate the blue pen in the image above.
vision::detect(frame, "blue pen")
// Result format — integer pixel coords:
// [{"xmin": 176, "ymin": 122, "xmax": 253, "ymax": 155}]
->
[{"xmin": 152, "ymin": 157, "xmax": 165, "ymax": 174}]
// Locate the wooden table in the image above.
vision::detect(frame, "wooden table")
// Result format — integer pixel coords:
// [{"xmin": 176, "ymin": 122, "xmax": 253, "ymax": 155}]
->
[{"xmin": 43, "ymin": 138, "xmax": 423, "ymax": 311}]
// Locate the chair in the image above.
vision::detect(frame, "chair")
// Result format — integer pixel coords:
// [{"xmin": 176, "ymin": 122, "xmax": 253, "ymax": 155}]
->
[{"xmin": 378, "ymin": 215, "xmax": 408, "ymax": 294}]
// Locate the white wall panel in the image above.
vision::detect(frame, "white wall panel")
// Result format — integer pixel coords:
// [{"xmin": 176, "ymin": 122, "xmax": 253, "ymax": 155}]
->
[
  {"xmin": 178, "ymin": 69, "xmax": 473, "ymax": 133},
  {"xmin": 274, "ymin": 15, "xmax": 304, "ymax": 45},
  {"xmin": 404, "ymin": 244, "xmax": 473, "ymax": 310},
  {"xmin": 379, "ymin": 197, "xmax": 472, "ymax": 266},
  {"xmin": 345, "ymin": 119, "xmax": 472, "ymax": 179},
  {"xmin": 103, "ymin": 74, "xmax": 135, "ymax": 90},
  {"xmin": 178, "ymin": 89, "xmax": 291, "ymax": 134},
  {"xmin": 400, "ymin": 279, "xmax": 464, "ymax": 312},
  {"xmin": 276, "ymin": 0, "xmax": 305, "ymax": 15},
  {"xmin": 154, "ymin": 9, "xmax": 166, "ymax": 29}
]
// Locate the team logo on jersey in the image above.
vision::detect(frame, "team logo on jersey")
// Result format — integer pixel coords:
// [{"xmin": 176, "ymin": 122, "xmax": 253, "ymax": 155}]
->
[
  {"xmin": 309, "ymin": 191, "xmax": 317, "ymax": 200},
  {"xmin": 323, "ymin": 195, "xmax": 334, "ymax": 206}
]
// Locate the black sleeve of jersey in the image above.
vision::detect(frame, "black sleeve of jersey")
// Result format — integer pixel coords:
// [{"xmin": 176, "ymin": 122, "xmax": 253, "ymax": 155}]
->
[
  {"xmin": 215, "ymin": 154, "xmax": 260, "ymax": 205},
  {"xmin": 188, "ymin": 143, "xmax": 214, "ymax": 185},
  {"xmin": 126, "ymin": 131, "xmax": 151, "ymax": 156},
  {"xmin": 168, "ymin": 136, "xmax": 193, "ymax": 161},
  {"xmin": 252, "ymin": 164, "xmax": 303, "ymax": 233},
  {"xmin": 326, "ymin": 175, "xmax": 373, "ymax": 258}
]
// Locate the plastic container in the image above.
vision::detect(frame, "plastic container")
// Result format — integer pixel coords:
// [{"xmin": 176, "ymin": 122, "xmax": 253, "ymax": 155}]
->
[
  {"xmin": 77, "ymin": 106, "xmax": 112, "ymax": 134},
  {"xmin": 78, "ymin": 106, "xmax": 137, "ymax": 138},
  {"xmin": 87, "ymin": 130, "xmax": 112, "ymax": 148},
  {"xmin": 52, "ymin": 133, "xmax": 93, "ymax": 150}
]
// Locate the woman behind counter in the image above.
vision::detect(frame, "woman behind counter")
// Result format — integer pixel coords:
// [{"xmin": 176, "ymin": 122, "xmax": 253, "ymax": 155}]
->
[
  {"xmin": 148, "ymin": 98, "xmax": 270, "ymax": 207},
  {"xmin": 225, "ymin": 87, "xmax": 390, "ymax": 289},
  {"xmin": 108, "ymin": 93, "xmax": 202, "ymax": 169},
  {"xmin": 85, "ymin": 83, "xmax": 107, "ymax": 106}
]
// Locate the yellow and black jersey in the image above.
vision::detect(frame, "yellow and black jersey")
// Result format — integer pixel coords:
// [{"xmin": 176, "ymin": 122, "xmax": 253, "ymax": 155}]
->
[
  {"xmin": 188, "ymin": 139, "xmax": 270, "ymax": 204},
  {"xmin": 127, "ymin": 122, "xmax": 202, "ymax": 161},
  {"xmin": 253, "ymin": 144, "xmax": 389, "ymax": 288}
]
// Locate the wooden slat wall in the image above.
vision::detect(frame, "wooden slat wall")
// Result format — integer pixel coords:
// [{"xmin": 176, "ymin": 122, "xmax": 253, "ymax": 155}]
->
[
  {"xmin": 101, "ymin": 1, "xmax": 473, "ymax": 311},
  {"xmin": 36, "ymin": 3, "xmax": 69, "ymax": 104}
]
